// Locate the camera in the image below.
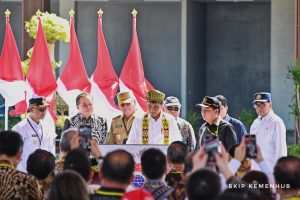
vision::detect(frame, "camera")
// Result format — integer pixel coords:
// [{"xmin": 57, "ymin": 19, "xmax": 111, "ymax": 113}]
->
[
  {"xmin": 204, "ymin": 135, "xmax": 219, "ymax": 163},
  {"xmin": 245, "ymin": 135, "xmax": 257, "ymax": 158},
  {"xmin": 79, "ymin": 125, "xmax": 92, "ymax": 151}
]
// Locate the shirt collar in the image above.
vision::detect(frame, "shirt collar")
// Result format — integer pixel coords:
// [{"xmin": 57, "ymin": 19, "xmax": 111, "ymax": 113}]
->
[
  {"xmin": 149, "ymin": 111, "xmax": 163, "ymax": 122},
  {"xmin": 121, "ymin": 112, "xmax": 135, "ymax": 120},
  {"xmin": 28, "ymin": 116, "xmax": 42, "ymax": 127},
  {"xmin": 259, "ymin": 110, "xmax": 274, "ymax": 121},
  {"xmin": 224, "ymin": 114, "xmax": 231, "ymax": 121},
  {"xmin": 78, "ymin": 113, "xmax": 95, "ymax": 121}
]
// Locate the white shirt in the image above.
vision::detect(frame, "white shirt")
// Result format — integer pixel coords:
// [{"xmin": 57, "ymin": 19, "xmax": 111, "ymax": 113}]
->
[
  {"xmin": 12, "ymin": 116, "xmax": 56, "ymax": 173},
  {"xmin": 250, "ymin": 110, "xmax": 287, "ymax": 171},
  {"xmin": 126, "ymin": 112, "xmax": 182, "ymax": 144}
]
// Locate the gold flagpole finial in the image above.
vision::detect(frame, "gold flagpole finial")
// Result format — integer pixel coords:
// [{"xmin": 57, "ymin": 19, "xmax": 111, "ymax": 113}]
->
[
  {"xmin": 69, "ymin": 9, "xmax": 75, "ymax": 18},
  {"xmin": 36, "ymin": 9, "xmax": 42, "ymax": 18},
  {"xmin": 5, "ymin": 9, "xmax": 11, "ymax": 18},
  {"xmin": 97, "ymin": 9, "xmax": 103, "ymax": 17},
  {"xmin": 132, "ymin": 9, "xmax": 137, "ymax": 17}
]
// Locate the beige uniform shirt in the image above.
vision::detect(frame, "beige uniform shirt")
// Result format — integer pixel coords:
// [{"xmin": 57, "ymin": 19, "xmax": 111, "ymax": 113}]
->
[{"xmin": 108, "ymin": 114, "xmax": 135, "ymax": 144}]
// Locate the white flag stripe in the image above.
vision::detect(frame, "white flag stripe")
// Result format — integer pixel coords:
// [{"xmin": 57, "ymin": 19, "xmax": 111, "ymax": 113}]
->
[
  {"xmin": 57, "ymin": 78, "xmax": 84, "ymax": 117},
  {"xmin": 0, "ymin": 80, "xmax": 28, "ymax": 106},
  {"xmin": 90, "ymin": 77, "xmax": 122, "ymax": 128}
]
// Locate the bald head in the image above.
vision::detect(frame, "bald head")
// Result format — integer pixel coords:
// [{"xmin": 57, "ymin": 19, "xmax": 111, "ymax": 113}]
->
[{"xmin": 101, "ymin": 149, "xmax": 135, "ymax": 184}]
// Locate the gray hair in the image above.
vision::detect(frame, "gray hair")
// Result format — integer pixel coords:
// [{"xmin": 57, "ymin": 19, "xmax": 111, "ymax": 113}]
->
[{"xmin": 60, "ymin": 128, "xmax": 77, "ymax": 153}]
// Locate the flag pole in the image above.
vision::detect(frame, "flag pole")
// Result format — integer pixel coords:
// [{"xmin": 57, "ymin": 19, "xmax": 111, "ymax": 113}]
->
[
  {"xmin": 4, "ymin": 104, "xmax": 8, "ymax": 130},
  {"xmin": 4, "ymin": 9, "xmax": 11, "ymax": 130}
]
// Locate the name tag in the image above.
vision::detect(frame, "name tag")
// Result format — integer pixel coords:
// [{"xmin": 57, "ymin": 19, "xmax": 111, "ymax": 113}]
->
[{"xmin": 116, "ymin": 125, "xmax": 122, "ymax": 128}]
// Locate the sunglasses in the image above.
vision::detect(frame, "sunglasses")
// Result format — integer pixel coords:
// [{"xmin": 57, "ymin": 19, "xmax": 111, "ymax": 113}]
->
[
  {"xmin": 34, "ymin": 107, "xmax": 47, "ymax": 112},
  {"xmin": 120, "ymin": 103, "xmax": 131, "ymax": 107},
  {"xmin": 167, "ymin": 106, "xmax": 179, "ymax": 111}
]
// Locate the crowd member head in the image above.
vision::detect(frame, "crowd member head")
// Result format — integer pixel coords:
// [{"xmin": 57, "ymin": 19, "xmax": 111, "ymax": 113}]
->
[
  {"xmin": 186, "ymin": 168, "xmax": 221, "ymax": 200},
  {"xmin": 0, "ymin": 130, "xmax": 42, "ymax": 200},
  {"xmin": 0, "ymin": 130, "xmax": 23, "ymax": 167},
  {"xmin": 63, "ymin": 148, "xmax": 91, "ymax": 182},
  {"xmin": 117, "ymin": 91, "xmax": 136, "ymax": 118},
  {"xmin": 215, "ymin": 95, "xmax": 228, "ymax": 119},
  {"xmin": 196, "ymin": 96, "xmax": 220, "ymax": 125},
  {"xmin": 141, "ymin": 148, "xmax": 166, "ymax": 180},
  {"xmin": 28, "ymin": 97, "xmax": 49, "ymax": 123},
  {"xmin": 47, "ymin": 170, "xmax": 89, "ymax": 200},
  {"xmin": 167, "ymin": 141, "xmax": 188, "ymax": 165},
  {"xmin": 27, "ymin": 149, "xmax": 55, "ymax": 180},
  {"xmin": 274, "ymin": 156, "xmax": 300, "ymax": 197},
  {"xmin": 76, "ymin": 92, "xmax": 94, "ymax": 119},
  {"xmin": 101, "ymin": 149, "xmax": 135, "ymax": 189},
  {"xmin": 146, "ymin": 90, "xmax": 165, "ymax": 120},
  {"xmin": 242, "ymin": 171, "xmax": 275, "ymax": 200},
  {"xmin": 164, "ymin": 96, "xmax": 181, "ymax": 120},
  {"xmin": 252, "ymin": 92, "xmax": 272, "ymax": 117},
  {"xmin": 217, "ymin": 186, "xmax": 264, "ymax": 200},
  {"xmin": 59, "ymin": 128, "xmax": 77, "ymax": 158},
  {"xmin": 27, "ymin": 149, "xmax": 56, "ymax": 199},
  {"xmin": 165, "ymin": 141, "xmax": 188, "ymax": 187}
]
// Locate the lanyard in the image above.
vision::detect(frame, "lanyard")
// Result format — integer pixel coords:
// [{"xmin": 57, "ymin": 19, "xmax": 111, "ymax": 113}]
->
[
  {"xmin": 206, "ymin": 125, "xmax": 219, "ymax": 137},
  {"xmin": 27, "ymin": 119, "xmax": 43, "ymax": 148},
  {"xmin": 94, "ymin": 190, "xmax": 124, "ymax": 197},
  {"xmin": 0, "ymin": 163, "xmax": 13, "ymax": 168}
]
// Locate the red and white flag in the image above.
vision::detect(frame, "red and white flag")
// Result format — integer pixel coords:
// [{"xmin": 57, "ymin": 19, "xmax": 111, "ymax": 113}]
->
[
  {"xmin": 119, "ymin": 10, "xmax": 154, "ymax": 113},
  {"xmin": 26, "ymin": 17, "xmax": 57, "ymax": 121},
  {"xmin": 0, "ymin": 12, "xmax": 28, "ymax": 113},
  {"xmin": 90, "ymin": 12, "xmax": 121, "ymax": 121},
  {"xmin": 57, "ymin": 14, "xmax": 91, "ymax": 117}
]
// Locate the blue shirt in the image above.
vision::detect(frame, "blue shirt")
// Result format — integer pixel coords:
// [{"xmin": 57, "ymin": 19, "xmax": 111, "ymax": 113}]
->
[{"xmin": 225, "ymin": 114, "xmax": 247, "ymax": 143}]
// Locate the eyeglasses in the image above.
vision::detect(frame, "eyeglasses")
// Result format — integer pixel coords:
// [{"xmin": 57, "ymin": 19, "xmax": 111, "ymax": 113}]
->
[
  {"xmin": 34, "ymin": 107, "xmax": 47, "ymax": 112},
  {"xmin": 253, "ymin": 102, "xmax": 267, "ymax": 108},
  {"xmin": 167, "ymin": 106, "xmax": 179, "ymax": 111},
  {"xmin": 79, "ymin": 103, "xmax": 93, "ymax": 108}
]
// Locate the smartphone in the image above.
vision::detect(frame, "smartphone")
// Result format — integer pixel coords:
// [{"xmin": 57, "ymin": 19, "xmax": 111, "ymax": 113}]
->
[
  {"xmin": 79, "ymin": 125, "xmax": 92, "ymax": 151},
  {"xmin": 204, "ymin": 135, "xmax": 219, "ymax": 163},
  {"xmin": 245, "ymin": 135, "xmax": 257, "ymax": 158}
]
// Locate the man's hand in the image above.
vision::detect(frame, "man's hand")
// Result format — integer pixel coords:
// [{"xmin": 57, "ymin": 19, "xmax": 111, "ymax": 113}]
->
[
  {"xmin": 254, "ymin": 144, "xmax": 264, "ymax": 163},
  {"xmin": 215, "ymin": 143, "xmax": 234, "ymax": 179},
  {"xmin": 191, "ymin": 145, "xmax": 208, "ymax": 173},
  {"xmin": 70, "ymin": 132, "xmax": 80, "ymax": 149},
  {"xmin": 234, "ymin": 138, "xmax": 246, "ymax": 162},
  {"xmin": 90, "ymin": 139, "xmax": 103, "ymax": 158}
]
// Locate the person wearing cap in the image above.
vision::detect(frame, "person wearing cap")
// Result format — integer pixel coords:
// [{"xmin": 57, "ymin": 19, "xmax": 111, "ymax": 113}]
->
[
  {"xmin": 68, "ymin": 92, "xmax": 108, "ymax": 144},
  {"xmin": 250, "ymin": 92, "xmax": 287, "ymax": 171},
  {"xmin": 12, "ymin": 97, "xmax": 56, "ymax": 173},
  {"xmin": 107, "ymin": 91, "xmax": 138, "ymax": 144},
  {"xmin": 197, "ymin": 96, "xmax": 237, "ymax": 151},
  {"xmin": 127, "ymin": 90, "xmax": 182, "ymax": 145},
  {"xmin": 215, "ymin": 95, "xmax": 247, "ymax": 144},
  {"xmin": 164, "ymin": 96, "xmax": 196, "ymax": 152}
]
